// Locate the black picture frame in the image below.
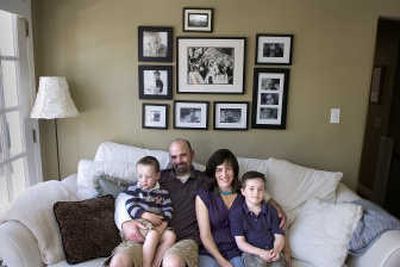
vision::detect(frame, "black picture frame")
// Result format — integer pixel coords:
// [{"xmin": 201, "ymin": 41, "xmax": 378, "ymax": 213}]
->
[
  {"xmin": 177, "ymin": 37, "xmax": 246, "ymax": 94},
  {"xmin": 214, "ymin": 101, "xmax": 249, "ymax": 130},
  {"xmin": 138, "ymin": 65, "xmax": 173, "ymax": 100},
  {"xmin": 251, "ymin": 68, "xmax": 290, "ymax": 129},
  {"xmin": 174, "ymin": 100, "xmax": 209, "ymax": 130},
  {"xmin": 138, "ymin": 26, "xmax": 173, "ymax": 62},
  {"xmin": 142, "ymin": 103, "xmax": 168, "ymax": 129},
  {"xmin": 183, "ymin": 7, "xmax": 214, "ymax": 32},
  {"xmin": 255, "ymin": 34, "xmax": 293, "ymax": 65}
]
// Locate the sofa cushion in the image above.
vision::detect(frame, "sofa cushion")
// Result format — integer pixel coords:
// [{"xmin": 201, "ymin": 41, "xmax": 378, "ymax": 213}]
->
[
  {"xmin": 289, "ymin": 198, "xmax": 362, "ymax": 267},
  {"xmin": 53, "ymin": 195, "xmax": 120, "ymax": 264},
  {"xmin": 94, "ymin": 175, "xmax": 130, "ymax": 198},
  {"xmin": 266, "ymin": 158, "xmax": 342, "ymax": 222}
]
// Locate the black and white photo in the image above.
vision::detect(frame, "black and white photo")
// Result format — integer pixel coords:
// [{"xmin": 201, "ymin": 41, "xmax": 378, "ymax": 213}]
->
[
  {"xmin": 177, "ymin": 37, "xmax": 246, "ymax": 94},
  {"xmin": 174, "ymin": 101, "xmax": 209, "ymax": 129},
  {"xmin": 142, "ymin": 103, "xmax": 168, "ymax": 129},
  {"xmin": 256, "ymin": 34, "xmax": 293, "ymax": 65},
  {"xmin": 139, "ymin": 65, "xmax": 172, "ymax": 99},
  {"xmin": 252, "ymin": 68, "xmax": 290, "ymax": 129},
  {"xmin": 183, "ymin": 8, "xmax": 213, "ymax": 32},
  {"xmin": 214, "ymin": 102, "xmax": 249, "ymax": 130},
  {"xmin": 138, "ymin": 26, "xmax": 173, "ymax": 62}
]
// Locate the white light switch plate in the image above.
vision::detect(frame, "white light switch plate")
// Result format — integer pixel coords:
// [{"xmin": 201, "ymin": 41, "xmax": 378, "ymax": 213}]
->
[{"xmin": 330, "ymin": 108, "xmax": 340, "ymax": 124}]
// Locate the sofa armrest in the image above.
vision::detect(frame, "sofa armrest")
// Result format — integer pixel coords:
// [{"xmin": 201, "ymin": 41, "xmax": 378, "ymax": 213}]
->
[
  {"xmin": 348, "ymin": 230, "xmax": 400, "ymax": 267},
  {"xmin": 0, "ymin": 221, "xmax": 43, "ymax": 267}
]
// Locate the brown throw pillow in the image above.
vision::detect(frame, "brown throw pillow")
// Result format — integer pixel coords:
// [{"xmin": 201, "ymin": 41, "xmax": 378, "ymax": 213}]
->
[{"xmin": 53, "ymin": 195, "xmax": 120, "ymax": 264}]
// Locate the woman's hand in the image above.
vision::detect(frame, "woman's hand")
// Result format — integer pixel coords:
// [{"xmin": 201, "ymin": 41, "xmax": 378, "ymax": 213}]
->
[
  {"xmin": 217, "ymin": 259, "xmax": 233, "ymax": 267},
  {"xmin": 259, "ymin": 249, "xmax": 274, "ymax": 262},
  {"xmin": 141, "ymin": 212, "xmax": 164, "ymax": 226},
  {"xmin": 122, "ymin": 220, "xmax": 146, "ymax": 242}
]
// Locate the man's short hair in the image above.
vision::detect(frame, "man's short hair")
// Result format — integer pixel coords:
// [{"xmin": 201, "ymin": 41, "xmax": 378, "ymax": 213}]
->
[
  {"xmin": 136, "ymin": 156, "xmax": 160, "ymax": 172},
  {"xmin": 241, "ymin": 171, "xmax": 266, "ymax": 188}
]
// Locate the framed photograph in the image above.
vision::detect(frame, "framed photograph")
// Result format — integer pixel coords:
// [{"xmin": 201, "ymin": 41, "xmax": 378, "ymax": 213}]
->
[
  {"xmin": 177, "ymin": 37, "xmax": 246, "ymax": 94},
  {"xmin": 370, "ymin": 66, "xmax": 385, "ymax": 104},
  {"xmin": 142, "ymin": 103, "xmax": 168, "ymax": 129},
  {"xmin": 139, "ymin": 65, "xmax": 173, "ymax": 99},
  {"xmin": 138, "ymin": 26, "xmax": 173, "ymax": 62},
  {"xmin": 252, "ymin": 68, "xmax": 290, "ymax": 129},
  {"xmin": 174, "ymin": 101, "xmax": 209, "ymax": 129},
  {"xmin": 183, "ymin": 7, "xmax": 213, "ymax": 32},
  {"xmin": 214, "ymin": 101, "xmax": 249, "ymax": 130},
  {"xmin": 255, "ymin": 34, "xmax": 293, "ymax": 65}
]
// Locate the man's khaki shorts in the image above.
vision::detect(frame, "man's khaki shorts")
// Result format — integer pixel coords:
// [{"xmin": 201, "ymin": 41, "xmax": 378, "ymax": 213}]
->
[{"xmin": 105, "ymin": 239, "xmax": 198, "ymax": 267}]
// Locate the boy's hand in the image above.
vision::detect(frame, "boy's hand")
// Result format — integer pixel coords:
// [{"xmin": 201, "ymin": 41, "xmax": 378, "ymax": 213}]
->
[
  {"xmin": 122, "ymin": 220, "xmax": 146, "ymax": 242},
  {"xmin": 154, "ymin": 221, "xmax": 167, "ymax": 233},
  {"xmin": 141, "ymin": 212, "xmax": 164, "ymax": 226}
]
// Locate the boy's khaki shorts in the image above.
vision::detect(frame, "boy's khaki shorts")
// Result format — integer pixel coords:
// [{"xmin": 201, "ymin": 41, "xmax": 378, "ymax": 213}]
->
[{"xmin": 105, "ymin": 239, "xmax": 198, "ymax": 267}]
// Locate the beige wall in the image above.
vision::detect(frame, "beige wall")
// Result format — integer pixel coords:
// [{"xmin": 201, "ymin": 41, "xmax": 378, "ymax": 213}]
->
[{"xmin": 32, "ymin": 0, "xmax": 400, "ymax": 189}]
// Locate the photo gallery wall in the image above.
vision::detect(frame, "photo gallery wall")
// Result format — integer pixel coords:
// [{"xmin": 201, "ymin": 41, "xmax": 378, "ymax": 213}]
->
[{"xmin": 138, "ymin": 7, "xmax": 293, "ymax": 130}]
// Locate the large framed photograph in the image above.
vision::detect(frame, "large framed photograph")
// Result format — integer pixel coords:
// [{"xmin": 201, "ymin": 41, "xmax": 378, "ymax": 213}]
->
[
  {"xmin": 174, "ymin": 101, "xmax": 209, "ymax": 129},
  {"xmin": 142, "ymin": 103, "xmax": 168, "ymax": 129},
  {"xmin": 214, "ymin": 101, "xmax": 249, "ymax": 130},
  {"xmin": 183, "ymin": 7, "xmax": 213, "ymax": 32},
  {"xmin": 177, "ymin": 37, "xmax": 246, "ymax": 94},
  {"xmin": 138, "ymin": 26, "xmax": 173, "ymax": 62},
  {"xmin": 252, "ymin": 68, "xmax": 290, "ymax": 129},
  {"xmin": 139, "ymin": 65, "xmax": 173, "ymax": 99},
  {"xmin": 255, "ymin": 34, "xmax": 293, "ymax": 65}
]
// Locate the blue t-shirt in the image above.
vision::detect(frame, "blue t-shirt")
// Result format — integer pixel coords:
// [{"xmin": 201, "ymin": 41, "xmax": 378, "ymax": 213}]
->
[
  {"xmin": 229, "ymin": 199, "xmax": 284, "ymax": 249},
  {"xmin": 197, "ymin": 188, "xmax": 242, "ymax": 260}
]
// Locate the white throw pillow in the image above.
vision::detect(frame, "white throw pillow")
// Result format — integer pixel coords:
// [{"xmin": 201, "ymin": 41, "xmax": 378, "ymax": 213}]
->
[
  {"xmin": 289, "ymin": 198, "xmax": 362, "ymax": 267},
  {"xmin": 267, "ymin": 158, "xmax": 342, "ymax": 221},
  {"xmin": 77, "ymin": 159, "xmax": 136, "ymax": 199},
  {"xmin": 237, "ymin": 156, "xmax": 270, "ymax": 178}
]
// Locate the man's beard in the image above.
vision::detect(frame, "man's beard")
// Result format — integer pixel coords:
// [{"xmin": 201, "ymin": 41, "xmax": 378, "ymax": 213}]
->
[{"xmin": 173, "ymin": 163, "xmax": 190, "ymax": 175}]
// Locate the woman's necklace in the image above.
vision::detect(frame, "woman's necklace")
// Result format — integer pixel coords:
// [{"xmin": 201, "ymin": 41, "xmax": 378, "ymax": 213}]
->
[{"xmin": 220, "ymin": 190, "xmax": 234, "ymax": 196}]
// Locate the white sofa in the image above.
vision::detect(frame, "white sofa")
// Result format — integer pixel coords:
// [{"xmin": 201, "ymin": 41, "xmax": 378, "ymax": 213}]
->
[{"xmin": 1, "ymin": 141, "xmax": 400, "ymax": 267}]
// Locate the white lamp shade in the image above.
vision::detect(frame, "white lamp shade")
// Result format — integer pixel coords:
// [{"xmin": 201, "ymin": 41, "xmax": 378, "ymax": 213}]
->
[{"xmin": 31, "ymin": 76, "xmax": 79, "ymax": 119}]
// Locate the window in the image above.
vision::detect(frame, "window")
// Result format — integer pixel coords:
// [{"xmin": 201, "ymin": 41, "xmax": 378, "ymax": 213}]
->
[{"xmin": 0, "ymin": 9, "xmax": 42, "ymax": 214}]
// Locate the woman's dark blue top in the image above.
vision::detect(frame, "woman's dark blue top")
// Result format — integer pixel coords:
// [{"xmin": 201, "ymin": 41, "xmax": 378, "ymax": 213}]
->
[{"xmin": 197, "ymin": 188, "xmax": 243, "ymax": 260}]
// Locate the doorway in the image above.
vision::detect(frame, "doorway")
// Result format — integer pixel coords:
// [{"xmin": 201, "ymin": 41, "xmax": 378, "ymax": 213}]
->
[{"xmin": 358, "ymin": 18, "xmax": 400, "ymax": 218}]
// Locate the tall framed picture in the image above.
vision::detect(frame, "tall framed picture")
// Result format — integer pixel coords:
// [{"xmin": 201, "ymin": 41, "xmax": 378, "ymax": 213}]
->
[
  {"xmin": 183, "ymin": 7, "xmax": 213, "ymax": 32},
  {"xmin": 177, "ymin": 37, "xmax": 246, "ymax": 94},
  {"xmin": 214, "ymin": 101, "xmax": 249, "ymax": 130},
  {"xmin": 174, "ymin": 101, "xmax": 209, "ymax": 129},
  {"xmin": 138, "ymin": 26, "xmax": 173, "ymax": 62},
  {"xmin": 255, "ymin": 34, "xmax": 293, "ymax": 65},
  {"xmin": 142, "ymin": 103, "xmax": 168, "ymax": 129},
  {"xmin": 138, "ymin": 65, "xmax": 173, "ymax": 99},
  {"xmin": 252, "ymin": 68, "xmax": 290, "ymax": 129}
]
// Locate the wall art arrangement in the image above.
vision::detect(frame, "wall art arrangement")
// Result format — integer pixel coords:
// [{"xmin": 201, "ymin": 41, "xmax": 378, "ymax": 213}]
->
[{"xmin": 138, "ymin": 7, "xmax": 294, "ymax": 131}]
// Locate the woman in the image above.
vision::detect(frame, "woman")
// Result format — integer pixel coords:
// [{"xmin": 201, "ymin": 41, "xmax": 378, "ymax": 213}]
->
[{"xmin": 195, "ymin": 149, "xmax": 244, "ymax": 267}]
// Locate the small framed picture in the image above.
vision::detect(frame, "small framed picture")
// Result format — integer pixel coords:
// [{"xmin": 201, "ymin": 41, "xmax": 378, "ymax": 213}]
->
[
  {"xmin": 252, "ymin": 68, "xmax": 290, "ymax": 129},
  {"xmin": 174, "ymin": 101, "xmax": 209, "ymax": 130},
  {"xmin": 139, "ymin": 65, "xmax": 173, "ymax": 99},
  {"xmin": 183, "ymin": 7, "xmax": 213, "ymax": 32},
  {"xmin": 177, "ymin": 37, "xmax": 246, "ymax": 94},
  {"xmin": 214, "ymin": 101, "xmax": 249, "ymax": 130},
  {"xmin": 255, "ymin": 34, "xmax": 293, "ymax": 65},
  {"xmin": 138, "ymin": 26, "xmax": 173, "ymax": 62},
  {"xmin": 142, "ymin": 103, "xmax": 168, "ymax": 129}
]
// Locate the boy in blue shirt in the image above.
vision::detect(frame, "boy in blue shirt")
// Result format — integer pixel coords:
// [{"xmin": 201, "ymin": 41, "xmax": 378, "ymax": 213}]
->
[{"xmin": 230, "ymin": 171, "xmax": 286, "ymax": 267}]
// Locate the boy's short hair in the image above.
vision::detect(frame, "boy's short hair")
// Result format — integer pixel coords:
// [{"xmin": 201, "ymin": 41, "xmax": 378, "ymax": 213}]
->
[
  {"xmin": 241, "ymin": 171, "xmax": 266, "ymax": 188},
  {"xmin": 136, "ymin": 156, "xmax": 160, "ymax": 172}
]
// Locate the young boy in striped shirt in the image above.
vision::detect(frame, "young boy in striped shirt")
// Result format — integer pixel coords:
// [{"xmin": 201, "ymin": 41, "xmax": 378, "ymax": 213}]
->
[{"xmin": 123, "ymin": 156, "xmax": 175, "ymax": 267}]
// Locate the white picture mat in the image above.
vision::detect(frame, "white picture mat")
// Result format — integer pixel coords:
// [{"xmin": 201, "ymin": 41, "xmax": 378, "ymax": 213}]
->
[
  {"xmin": 144, "ymin": 105, "xmax": 167, "ymax": 128},
  {"xmin": 178, "ymin": 38, "xmax": 245, "ymax": 93},
  {"xmin": 175, "ymin": 102, "xmax": 208, "ymax": 128},
  {"xmin": 184, "ymin": 9, "xmax": 212, "ymax": 31},
  {"xmin": 143, "ymin": 70, "xmax": 168, "ymax": 95},
  {"xmin": 257, "ymin": 36, "xmax": 291, "ymax": 64},
  {"xmin": 215, "ymin": 103, "xmax": 247, "ymax": 129}
]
